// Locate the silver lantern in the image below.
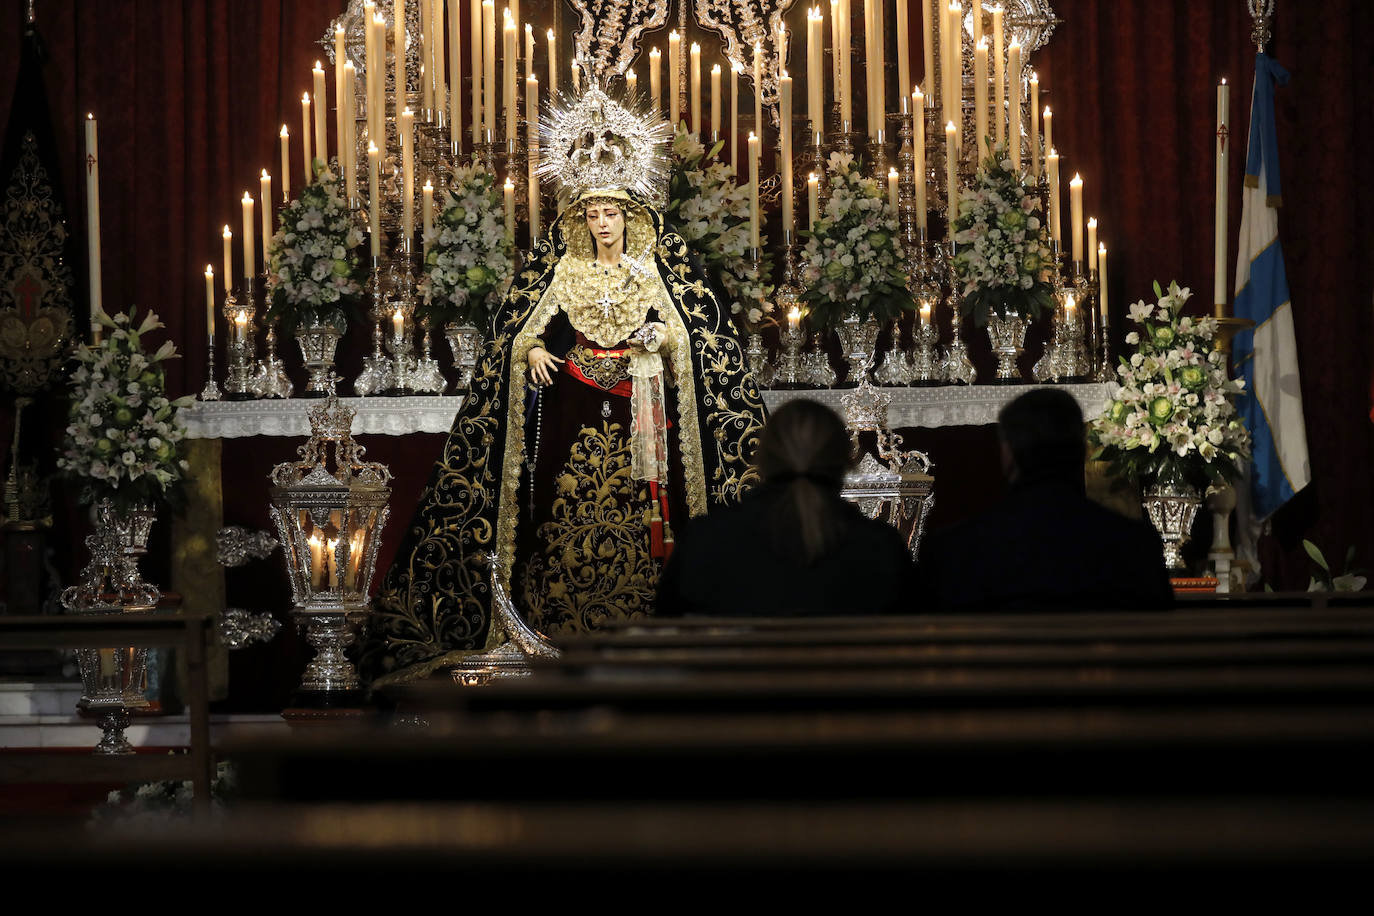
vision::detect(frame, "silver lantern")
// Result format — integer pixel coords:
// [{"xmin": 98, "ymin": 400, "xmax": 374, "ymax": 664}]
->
[{"xmin": 268, "ymin": 395, "xmax": 391, "ymax": 705}]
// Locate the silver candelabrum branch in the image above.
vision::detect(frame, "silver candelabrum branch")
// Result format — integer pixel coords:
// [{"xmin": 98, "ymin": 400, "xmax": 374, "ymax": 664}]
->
[
  {"xmin": 356, "ymin": 254, "xmax": 395, "ymax": 396},
  {"xmin": 385, "ymin": 238, "xmax": 419, "ymax": 395},
  {"xmin": 938, "ymin": 241, "xmax": 976, "ymax": 385},
  {"xmin": 910, "ymin": 235, "xmax": 944, "ymax": 385},
  {"xmin": 1091, "ymin": 266, "xmax": 1115, "ymax": 382}
]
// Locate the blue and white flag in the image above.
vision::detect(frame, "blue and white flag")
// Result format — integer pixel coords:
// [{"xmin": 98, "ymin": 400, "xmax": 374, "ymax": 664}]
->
[{"xmin": 1233, "ymin": 53, "xmax": 1310, "ymax": 526}]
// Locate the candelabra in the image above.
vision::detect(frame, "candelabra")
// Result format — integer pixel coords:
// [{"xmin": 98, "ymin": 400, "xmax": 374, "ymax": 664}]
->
[
  {"xmin": 868, "ymin": 127, "xmax": 890, "ymax": 178},
  {"xmin": 385, "ymin": 240, "xmax": 419, "ymax": 395},
  {"xmin": 897, "ymin": 107, "xmax": 922, "ymax": 262},
  {"xmin": 911, "ymin": 311, "xmax": 940, "ymax": 384},
  {"xmin": 763, "ymin": 243, "xmax": 805, "ymax": 387},
  {"xmin": 911, "ymin": 251, "xmax": 943, "ymax": 385},
  {"xmin": 355, "ymin": 255, "xmax": 396, "ymax": 396},
  {"xmin": 254, "ymin": 324, "xmax": 294, "ymax": 399},
  {"xmin": 1095, "ymin": 312, "xmax": 1115, "ymax": 382},
  {"xmin": 199, "ymin": 337, "xmax": 221, "ymax": 401},
  {"xmin": 774, "ymin": 317, "xmax": 806, "ymax": 387},
  {"xmin": 938, "ymin": 243, "xmax": 976, "ymax": 385},
  {"xmin": 223, "ymin": 278, "xmax": 258, "ymax": 399},
  {"xmin": 409, "ymin": 317, "xmax": 447, "ymax": 394}
]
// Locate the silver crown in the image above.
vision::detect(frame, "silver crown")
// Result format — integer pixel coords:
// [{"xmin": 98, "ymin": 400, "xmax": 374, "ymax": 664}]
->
[{"xmin": 538, "ymin": 82, "xmax": 671, "ymax": 206}]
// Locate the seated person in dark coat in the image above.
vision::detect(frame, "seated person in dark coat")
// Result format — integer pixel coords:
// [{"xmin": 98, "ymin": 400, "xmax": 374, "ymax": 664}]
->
[
  {"xmin": 656, "ymin": 398, "xmax": 917, "ymax": 616},
  {"xmin": 918, "ymin": 388, "xmax": 1173, "ymax": 612}
]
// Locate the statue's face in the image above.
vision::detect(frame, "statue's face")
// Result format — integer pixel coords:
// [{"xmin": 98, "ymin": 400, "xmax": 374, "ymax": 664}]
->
[{"xmin": 584, "ymin": 202, "xmax": 624, "ymax": 253}]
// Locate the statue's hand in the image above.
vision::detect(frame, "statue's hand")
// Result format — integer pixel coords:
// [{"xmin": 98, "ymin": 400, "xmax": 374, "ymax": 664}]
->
[
  {"xmin": 527, "ymin": 346, "xmax": 564, "ymax": 386},
  {"xmin": 630, "ymin": 322, "xmax": 668, "ymax": 353}
]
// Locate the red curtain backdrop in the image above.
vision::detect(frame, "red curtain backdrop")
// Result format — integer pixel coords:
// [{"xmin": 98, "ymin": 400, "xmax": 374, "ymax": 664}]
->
[{"xmin": 1, "ymin": 0, "xmax": 1371, "ymax": 590}]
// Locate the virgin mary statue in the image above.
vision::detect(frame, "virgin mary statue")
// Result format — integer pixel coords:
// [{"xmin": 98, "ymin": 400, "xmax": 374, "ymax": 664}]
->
[{"xmin": 366, "ymin": 86, "xmax": 768, "ymax": 684}]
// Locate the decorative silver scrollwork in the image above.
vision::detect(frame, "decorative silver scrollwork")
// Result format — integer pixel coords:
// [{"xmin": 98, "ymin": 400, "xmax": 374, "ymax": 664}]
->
[
  {"xmin": 694, "ymin": 0, "xmax": 795, "ymax": 127},
  {"xmin": 218, "ymin": 608, "xmax": 283, "ymax": 650},
  {"xmin": 569, "ymin": 0, "xmax": 671, "ymax": 81},
  {"xmin": 215, "ymin": 526, "xmax": 280, "ymax": 567}
]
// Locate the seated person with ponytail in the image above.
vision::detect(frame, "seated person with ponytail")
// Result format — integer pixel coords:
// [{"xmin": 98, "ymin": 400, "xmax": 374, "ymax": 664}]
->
[{"xmin": 656, "ymin": 399, "xmax": 917, "ymax": 617}]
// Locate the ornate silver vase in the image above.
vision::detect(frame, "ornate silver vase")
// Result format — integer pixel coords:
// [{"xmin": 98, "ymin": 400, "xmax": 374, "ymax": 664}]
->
[
  {"xmin": 61, "ymin": 499, "xmax": 160, "ymax": 755},
  {"xmin": 1142, "ymin": 480, "xmax": 1203, "ymax": 572},
  {"xmin": 833, "ymin": 315, "xmax": 883, "ymax": 386},
  {"xmin": 444, "ymin": 322, "xmax": 482, "ymax": 392},
  {"xmin": 987, "ymin": 312, "xmax": 1028, "ymax": 382},
  {"xmin": 61, "ymin": 499, "xmax": 160, "ymax": 613},
  {"xmin": 294, "ymin": 309, "xmax": 347, "ymax": 396}
]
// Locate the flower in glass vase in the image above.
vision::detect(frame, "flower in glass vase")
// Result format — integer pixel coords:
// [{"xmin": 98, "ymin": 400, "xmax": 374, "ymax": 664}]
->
[
  {"xmin": 416, "ymin": 164, "xmax": 514, "ymax": 330},
  {"xmin": 951, "ymin": 142, "xmax": 1056, "ymax": 326},
  {"xmin": 57, "ymin": 308, "xmax": 194, "ymax": 514},
  {"xmin": 799, "ymin": 152, "xmax": 912, "ymax": 331},
  {"xmin": 264, "ymin": 161, "xmax": 364, "ymax": 334},
  {"xmin": 1089, "ymin": 280, "xmax": 1252, "ymax": 490},
  {"xmin": 665, "ymin": 124, "xmax": 775, "ymax": 331}
]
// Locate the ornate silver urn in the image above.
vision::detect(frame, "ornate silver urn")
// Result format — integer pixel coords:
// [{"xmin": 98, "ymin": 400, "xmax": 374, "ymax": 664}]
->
[{"xmin": 1142, "ymin": 480, "xmax": 1203, "ymax": 572}]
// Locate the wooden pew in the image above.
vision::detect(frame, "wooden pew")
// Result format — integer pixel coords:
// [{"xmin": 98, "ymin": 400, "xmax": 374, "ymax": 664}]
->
[{"xmin": 0, "ymin": 612, "xmax": 216, "ymax": 811}]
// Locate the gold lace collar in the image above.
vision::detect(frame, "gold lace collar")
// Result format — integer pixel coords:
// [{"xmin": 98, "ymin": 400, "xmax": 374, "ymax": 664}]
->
[{"xmin": 553, "ymin": 257, "xmax": 662, "ymax": 347}]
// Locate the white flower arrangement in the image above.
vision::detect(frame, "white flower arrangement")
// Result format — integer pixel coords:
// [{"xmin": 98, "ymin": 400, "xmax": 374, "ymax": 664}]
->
[
  {"xmin": 951, "ymin": 143, "xmax": 1056, "ymax": 326},
  {"xmin": 417, "ymin": 163, "xmax": 513, "ymax": 329},
  {"xmin": 57, "ymin": 308, "xmax": 194, "ymax": 513},
  {"xmin": 264, "ymin": 162, "xmax": 364, "ymax": 332},
  {"xmin": 799, "ymin": 151, "xmax": 911, "ymax": 330},
  {"xmin": 665, "ymin": 125, "xmax": 775, "ymax": 330},
  {"xmin": 1090, "ymin": 280, "xmax": 1251, "ymax": 487},
  {"xmin": 90, "ymin": 759, "xmax": 237, "ymax": 824}
]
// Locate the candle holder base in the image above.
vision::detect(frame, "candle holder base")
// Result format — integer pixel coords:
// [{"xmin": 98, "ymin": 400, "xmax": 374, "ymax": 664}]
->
[
  {"xmin": 253, "ymin": 325, "xmax": 293, "ymax": 399},
  {"xmin": 199, "ymin": 343, "xmax": 221, "ymax": 402}
]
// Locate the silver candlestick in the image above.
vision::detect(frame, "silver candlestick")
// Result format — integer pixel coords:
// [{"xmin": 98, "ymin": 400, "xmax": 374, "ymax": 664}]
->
[
  {"xmin": 355, "ymin": 255, "xmax": 395, "ymax": 396},
  {"xmin": 199, "ymin": 336, "xmax": 221, "ymax": 401},
  {"xmin": 911, "ymin": 311, "xmax": 940, "ymax": 384},
  {"xmin": 386, "ymin": 240, "xmax": 418, "ymax": 395},
  {"xmin": 938, "ymin": 243, "xmax": 975, "ymax": 385}
]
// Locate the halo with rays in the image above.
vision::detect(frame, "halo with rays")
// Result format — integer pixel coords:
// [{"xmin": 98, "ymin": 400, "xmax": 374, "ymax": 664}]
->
[{"xmin": 537, "ymin": 81, "xmax": 672, "ymax": 207}]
